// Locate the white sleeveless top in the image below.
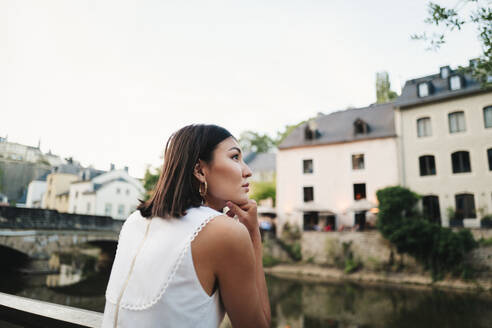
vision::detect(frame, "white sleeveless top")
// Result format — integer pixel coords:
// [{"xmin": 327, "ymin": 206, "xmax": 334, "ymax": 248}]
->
[{"xmin": 102, "ymin": 206, "xmax": 226, "ymax": 328}]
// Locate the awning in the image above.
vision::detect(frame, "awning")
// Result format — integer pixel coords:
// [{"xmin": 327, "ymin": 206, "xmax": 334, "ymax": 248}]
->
[
  {"xmin": 347, "ymin": 199, "xmax": 377, "ymax": 212},
  {"xmin": 294, "ymin": 203, "xmax": 336, "ymax": 215}
]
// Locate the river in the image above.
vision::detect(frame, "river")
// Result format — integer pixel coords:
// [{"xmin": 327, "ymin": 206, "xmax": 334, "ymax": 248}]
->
[{"xmin": 1, "ymin": 249, "xmax": 492, "ymax": 327}]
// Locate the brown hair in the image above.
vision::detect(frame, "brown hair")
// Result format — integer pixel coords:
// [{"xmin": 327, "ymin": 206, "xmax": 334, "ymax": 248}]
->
[{"xmin": 138, "ymin": 124, "xmax": 233, "ymax": 218}]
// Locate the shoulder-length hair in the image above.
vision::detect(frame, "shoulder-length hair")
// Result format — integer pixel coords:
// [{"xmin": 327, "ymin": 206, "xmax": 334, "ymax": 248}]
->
[{"xmin": 138, "ymin": 124, "xmax": 233, "ymax": 218}]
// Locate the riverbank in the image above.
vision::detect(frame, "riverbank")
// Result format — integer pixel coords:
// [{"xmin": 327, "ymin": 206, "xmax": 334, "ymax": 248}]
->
[{"xmin": 264, "ymin": 263, "xmax": 492, "ymax": 293}]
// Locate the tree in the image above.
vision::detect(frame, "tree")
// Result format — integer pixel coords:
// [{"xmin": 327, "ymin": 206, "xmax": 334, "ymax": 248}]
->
[
  {"xmin": 274, "ymin": 121, "xmax": 306, "ymax": 147},
  {"xmin": 142, "ymin": 166, "xmax": 161, "ymax": 201},
  {"xmin": 412, "ymin": 1, "xmax": 492, "ymax": 86},
  {"xmin": 239, "ymin": 131, "xmax": 276, "ymax": 154},
  {"xmin": 250, "ymin": 180, "xmax": 276, "ymax": 206},
  {"xmin": 376, "ymin": 71, "xmax": 398, "ymax": 104}
]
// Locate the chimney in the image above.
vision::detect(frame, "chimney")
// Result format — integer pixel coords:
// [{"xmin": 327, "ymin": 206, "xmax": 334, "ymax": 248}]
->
[{"xmin": 110, "ymin": 163, "xmax": 115, "ymax": 171}]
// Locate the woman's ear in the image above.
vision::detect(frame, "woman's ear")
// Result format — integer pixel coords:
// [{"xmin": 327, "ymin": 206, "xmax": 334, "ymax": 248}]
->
[{"xmin": 193, "ymin": 160, "xmax": 206, "ymax": 183}]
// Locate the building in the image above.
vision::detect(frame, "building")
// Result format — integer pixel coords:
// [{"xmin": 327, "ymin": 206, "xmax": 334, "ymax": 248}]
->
[
  {"xmin": 0, "ymin": 137, "xmax": 63, "ymax": 166},
  {"xmin": 395, "ymin": 61, "xmax": 492, "ymax": 227},
  {"xmin": 25, "ymin": 172, "xmax": 49, "ymax": 208},
  {"xmin": 244, "ymin": 152, "xmax": 277, "ymax": 231},
  {"xmin": 68, "ymin": 166, "xmax": 144, "ymax": 220},
  {"xmin": 41, "ymin": 164, "xmax": 81, "ymax": 212},
  {"xmin": 276, "ymin": 103, "xmax": 400, "ymax": 235}
]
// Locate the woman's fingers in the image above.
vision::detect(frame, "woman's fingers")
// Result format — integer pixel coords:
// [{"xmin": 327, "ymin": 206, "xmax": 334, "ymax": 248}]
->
[{"xmin": 226, "ymin": 201, "xmax": 246, "ymax": 217}]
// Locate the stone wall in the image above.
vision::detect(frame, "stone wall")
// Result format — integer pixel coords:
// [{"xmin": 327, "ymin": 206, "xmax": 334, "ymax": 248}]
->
[
  {"xmin": 301, "ymin": 230, "xmax": 492, "ymax": 273},
  {"xmin": 0, "ymin": 160, "xmax": 50, "ymax": 202}
]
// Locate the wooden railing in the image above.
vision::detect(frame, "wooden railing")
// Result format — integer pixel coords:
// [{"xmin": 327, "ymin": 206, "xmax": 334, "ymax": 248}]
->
[{"xmin": 0, "ymin": 292, "xmax": 102, "ymax": 328}]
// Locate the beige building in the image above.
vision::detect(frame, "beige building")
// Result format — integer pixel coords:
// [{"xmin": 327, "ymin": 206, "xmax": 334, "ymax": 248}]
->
[
  {"xmin": 42, "ymin": 164, "xmax": 80, "ymax": 212},
  {"xmin": 395, "ymin": 62, "xmax": 492, "ymax": 227},
  {"xmin": 276, "ymin": 103, "xmax": 400, "ymax": 236}
]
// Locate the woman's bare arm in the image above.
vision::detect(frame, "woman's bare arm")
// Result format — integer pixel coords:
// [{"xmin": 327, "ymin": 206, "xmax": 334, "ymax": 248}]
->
[{"xmin": 207, "ymin": 215, "xmax": 271, "ymax": 328}]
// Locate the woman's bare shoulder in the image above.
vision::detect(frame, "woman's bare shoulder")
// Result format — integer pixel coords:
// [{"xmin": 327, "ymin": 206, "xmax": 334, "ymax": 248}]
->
[{"xmin": 200, "ymin": 215, "xmax": 252, "ymax": 253}]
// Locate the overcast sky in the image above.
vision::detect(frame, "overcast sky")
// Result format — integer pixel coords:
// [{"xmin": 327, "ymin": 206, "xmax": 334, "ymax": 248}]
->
[{"xmin": 1, "ymin": 0, "xmax": 482, "ymax": 178}]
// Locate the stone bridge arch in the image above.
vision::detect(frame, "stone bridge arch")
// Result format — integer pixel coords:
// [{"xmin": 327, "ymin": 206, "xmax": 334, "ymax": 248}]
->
[{"xmin": 0, "ymin": 230, "xmax": 119, "ymax": 259}]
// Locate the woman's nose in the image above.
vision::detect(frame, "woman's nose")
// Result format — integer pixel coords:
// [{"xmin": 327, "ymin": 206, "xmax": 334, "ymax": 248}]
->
[{"xmin": 243, "ymin": 164, "xmax": 252, "ymax": 178}]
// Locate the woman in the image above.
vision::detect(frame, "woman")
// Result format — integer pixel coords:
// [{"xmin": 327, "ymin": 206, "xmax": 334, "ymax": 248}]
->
[{"xmin": 102, "ymin": 124, "xmax": 271, "ymax": 328}]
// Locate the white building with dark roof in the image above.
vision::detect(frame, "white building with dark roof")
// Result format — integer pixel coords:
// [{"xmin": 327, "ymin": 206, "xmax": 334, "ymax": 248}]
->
[
  {"xmin": 68, "ymin": 166, "xmax": 144, "ymax": 220},
  {"xmin": 276, "ymin": 102, "xmax": 401, "ymax": 235},
  {"xmin": 395, "ymin": 61, "xmax": 492, "ymax": 227}
]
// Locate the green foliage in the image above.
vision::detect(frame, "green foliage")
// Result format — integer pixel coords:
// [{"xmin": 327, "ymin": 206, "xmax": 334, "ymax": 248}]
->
[
  {"xmin": 376, "ymin": 71, "xmax": 398, "ymax": 104},
  {"xmin": 239, "ymin": 130, "xmax": 276, "ymax": 153},
  {"xmin": 142, "ymin": 166, "xmax": 161, "ymax": 201},
  {"xmin": 263, "ymin": 255, "xmax": 281, "ymax": 267},
  {"xmin": 275, "ymin": 121, "xmax": 306, "ymax": 146},
  {"xmin": 478, "ymin": 238, "xmax": 492, "ymax": 247},
  {"xmin": 412, "ymin": 1, "xmax": 492, "ymax": 87},
  {"xmin": 376, "ymin": 186, "xmax": 478, "ymax": 280},
  {"xmin": 446, "ymin": 207, "xmax": 457, "ymax": 221},
  {"xmin": 481, "ymin": 214, "xmax": 492, "ymax": 223},
  {"xmin": 250, "ymin": 180, "xmax": 276, "ymax": 206},
  {"xmin": 281, "ymin": 222, "xmax": 302, "ymax": 241},
  {"xmin": 277, "ymin": 239, "xmax": 302, "ymax": 262}
]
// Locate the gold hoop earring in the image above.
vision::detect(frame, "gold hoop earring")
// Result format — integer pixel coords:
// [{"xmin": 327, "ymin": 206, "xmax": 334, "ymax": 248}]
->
[{"xmin": 199, "ymin": 181, "xmax": 208, "ymax": 198}]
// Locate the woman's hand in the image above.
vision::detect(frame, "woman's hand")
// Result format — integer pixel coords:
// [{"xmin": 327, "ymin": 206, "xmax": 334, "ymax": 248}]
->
[{"xmin": 225, "ymin": 199, "xmax": 259, "ymax": 235}]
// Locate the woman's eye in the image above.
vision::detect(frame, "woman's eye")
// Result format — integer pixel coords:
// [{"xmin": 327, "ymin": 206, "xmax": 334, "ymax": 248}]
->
[{"xmin": 232, "ymin": 154, "xmax": 239, "ymax": 160}]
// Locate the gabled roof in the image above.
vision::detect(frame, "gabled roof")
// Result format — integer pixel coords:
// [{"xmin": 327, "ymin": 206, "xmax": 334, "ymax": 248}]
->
[
  {"xmin": 396, "ymin": 66, "xmax": 487, "ymax": 109},
  {"xmin": 52, "ymin": 163, "xmax": 81, "ymax": 175},
  {"xmin": 278, "ymin": 102, "xmax": 396, "ymax": 149},
  {"xmin": 94, "ymin": 177, "xmax": 134, "ymax": 192},
  {"xmin": 244, "ymin": 152, "xmax": 276, "ymax": 172}
]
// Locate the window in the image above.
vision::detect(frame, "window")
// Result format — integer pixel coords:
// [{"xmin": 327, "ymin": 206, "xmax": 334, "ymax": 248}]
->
[
  {"xmin": 488, "ymin": 148, "xmax": 492, "ymax": 171},
  {"xmin": 455, "ymin": 193, "xmax": 476, "ymax": 219},
  {"xmin": 451, "ymin": 151, "xmax": 471, "ymax": 173},
  {"xmin": 354, "ymin": 119, "xmax": 369, "ymax": 135},
  {"xmin": 422, "ymin": 195, "xmax": 441, "ymax": 224},
  {"xmin": 86, "ymin": 203, "xmax": 91, "ymax": 214},
  {"xmin": 352, "ymin": 154, "xmax": 365, "ymax": 170},
  {"xmin": 417, "ymin": 117, "xmax": 432, "ymax": 137},
  {"xmin": 353, "ymin": 183, "xmax": 366, "ymax": 200},
  {"xmin": 75, "ymin": 191, "xmax": 79, "ymax": 199},
  {"xmin": 419, "ymin": 155, "xmax": 436, "ymax": 176},
  {"xmin": 449, "ymin": 75, "xmax": 462, "ymax": 90},
  {"xmin": 484, "ymin": 106, "xmax": 492, "ymax": 128},
  {"xmin": 448, "ymin": 111, "xmax": 466, "ymax": 133},
  {"xmin": 73, "ymin": 205, "xmax": 77, "ymax": 213},
  {"xmin": 303, "ymin": 212, "xmax": 319, "ymax": 231},
  {"xmin": 303, "ymin": 187, "xmax": 314, "ymax": 202},
  {"xmin": 105, "ymin": 203, "xmax": 112, "ymax": 216},
  {"xmin": 116, "ymin": 188, "xmax": 121, "ymax": 194},
  {"xmin": 303, "ymin": 159, "xmax": 313, "ymax": 174},
  {"xmin": 440, "ymin": 66, "xmax": 450, "ymax": 79},
  {"xmin": 126, "ymin": 189, "xmax": 130, "ymax": 196},
  {"xmin": 418, "ymin": 83, "xmax": 429, "ymax": 97},
  {"xmin": 118, "ymin": 204, "xmax": 125, "ymax": 216}
]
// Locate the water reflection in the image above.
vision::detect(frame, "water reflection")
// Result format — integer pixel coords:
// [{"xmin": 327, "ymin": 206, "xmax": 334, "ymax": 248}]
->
[{"xmin": 267, "ymin": 275, "xmax": 492, "ymax": 328}]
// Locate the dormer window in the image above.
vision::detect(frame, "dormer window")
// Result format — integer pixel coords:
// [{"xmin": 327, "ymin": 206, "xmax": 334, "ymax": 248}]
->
[
  {"xmin": 304, "ymin": 120, "xmax": 320, "ymax": 140},
  {"xmin": 440, "ymin": 66, "xmax": 450, "ymax": 79},
  {"xmin": 449, "ymin": 75, "xmax": 463, "ymax": 91},
  {"xmin": 354, "ymin": 118, "xmax": 369, "ymax": 135},
  {"xmin": 418, "ymin": 82, "xmax": 430, "ymax": 97}
]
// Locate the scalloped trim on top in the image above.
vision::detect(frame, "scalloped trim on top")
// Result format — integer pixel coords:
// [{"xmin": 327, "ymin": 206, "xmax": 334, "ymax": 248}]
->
[{"xmin": 119, "ymin": 212, "xmax": 223, "ymax": 310}]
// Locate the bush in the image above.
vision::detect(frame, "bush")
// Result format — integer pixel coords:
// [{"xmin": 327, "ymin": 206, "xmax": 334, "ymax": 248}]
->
[
  {"xmin": 376, "ymin": 186, "xmax": 478, "ymax": 280},
  {"xmin": 263, "ymin": 255, "xmax": 281, "ymax": 267}
]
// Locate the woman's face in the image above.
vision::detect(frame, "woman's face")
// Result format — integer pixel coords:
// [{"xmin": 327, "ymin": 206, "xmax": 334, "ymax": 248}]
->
[{"xmin": 199, "ymin": 137, "xmax": 252, "ymax": 208}]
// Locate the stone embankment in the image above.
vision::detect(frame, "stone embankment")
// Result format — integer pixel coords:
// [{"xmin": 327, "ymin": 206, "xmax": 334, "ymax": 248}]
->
[{"xmin": 263, "ymin": 230, "xmax": 492, "ymax": 292}]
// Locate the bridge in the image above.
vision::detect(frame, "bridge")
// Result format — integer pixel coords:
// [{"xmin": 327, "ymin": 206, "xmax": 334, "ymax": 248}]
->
[{"xmin": 0, "ymin": 206, "xmax": 123, "ymax": 259}]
